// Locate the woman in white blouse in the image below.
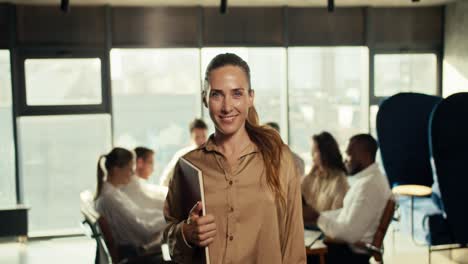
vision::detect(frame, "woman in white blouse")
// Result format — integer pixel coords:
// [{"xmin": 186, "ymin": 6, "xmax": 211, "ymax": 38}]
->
[
  {"xmin": 302, "ymin": 132, "xmax": 349, "ymax": 214},
  {"xmin": 94, "ymin": 147, "xmax": 166, "ymax": 257}
]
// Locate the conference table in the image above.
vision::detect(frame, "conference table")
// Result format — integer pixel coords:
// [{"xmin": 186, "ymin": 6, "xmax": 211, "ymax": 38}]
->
[{"xmin": 305, "ymin": 230, "xmax": 327, "ymax": 264}]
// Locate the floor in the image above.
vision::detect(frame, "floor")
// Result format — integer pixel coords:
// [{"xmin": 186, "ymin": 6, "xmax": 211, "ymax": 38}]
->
[
  {"xmin": 0, "ymin": 228, "xmax": 467, "ymax": 264},
  {"xmin": 377, "ymin": 226, "xmax": 468, "ymax": 264},
  {"xmin": 0, "ymin": 236, "xmax": 95, "ymax": 264}
]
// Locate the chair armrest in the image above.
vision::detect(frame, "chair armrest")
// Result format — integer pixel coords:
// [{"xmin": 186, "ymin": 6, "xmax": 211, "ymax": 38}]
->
[
  {"xmin": 324, "ymin": 237, "xmax": 382, "ymax": 255},
  {"xmin": 353, "ymin": 241, "xmax": 383, "ymax": 255}
]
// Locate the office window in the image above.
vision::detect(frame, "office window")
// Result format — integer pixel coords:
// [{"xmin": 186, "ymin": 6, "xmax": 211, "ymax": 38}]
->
[
  {"xmin": 111, "ymin": 49, "xmax": 200, "ymax": 184},
  {"xmin": 0, "ymin": 50, "xmax": 16, "ymax": 206},
  {"xmin": 288, "ymin": 47, "xmax": 369, "ymax": 169},
  {"xmin": 374, "ymin": 54, "xmax": 437, "ymax": 97},
  {"xmin": 370, "ymin": 105, "xmax": 379, "ymax": 137},
  {"xmin": 443, "ymin": 59, "xmax": 468, "ymax": 97},
  {"xmin": 25, "ymin": 58, "xmax": 102, "ymax": 106},
  {"xmin": 18, "ymin": 115, "xmax": 111, "ymax": 235},
  {"xmin": 201, "ymin": 48, "xmax": 288, "ymax": 141}
]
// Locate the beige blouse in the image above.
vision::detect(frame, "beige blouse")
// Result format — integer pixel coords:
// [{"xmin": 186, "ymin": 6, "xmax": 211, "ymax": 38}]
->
[
  {"xmin": 163, "ymin": 136, "xmax": 306, "ymax": 264},
  {"xmin": 301, "ymin": 169, "xmax": 349, "ymax": 212}
]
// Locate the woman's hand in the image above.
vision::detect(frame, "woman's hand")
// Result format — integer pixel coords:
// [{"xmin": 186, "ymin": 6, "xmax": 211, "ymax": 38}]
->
[{"xmin": 182, "ymin": 202, "xmax": 217, "ymax": 247}]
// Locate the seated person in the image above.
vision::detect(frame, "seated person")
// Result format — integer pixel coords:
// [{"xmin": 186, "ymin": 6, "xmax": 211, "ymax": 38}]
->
[
  {"xmin": 265, "ymin": 121, "xmax": 306, "ymax": 177},
  {"xmin": 303, "ymin": 134, "xmax": 392, "ymax": 264},
  {"xmin": 94, "ymin": 147, "xmax": 166, "ymax": 258},
  {"xmin": 159, "ymin": 118, "xmax": 208, "ymax": 186},
  {"xmin": 302, "ymin": 132, "xmax": 349, "ymax": 215},
  {"xmin": 121, "ymin": 147, "xmax": 167, "ymax": 210}
]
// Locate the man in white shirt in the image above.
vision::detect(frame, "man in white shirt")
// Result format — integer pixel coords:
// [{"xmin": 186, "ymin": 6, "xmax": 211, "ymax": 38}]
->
[
  {"xmin": 159, "ymin": 118, "xmax": 208, "ymax": 186},
  {"xmin": 121, "ymin": 147, "xmax": 167, "ymax": 210},
  {"xmin": 303, "ymin": 134, "xmax": 392, "ymax": 264}
]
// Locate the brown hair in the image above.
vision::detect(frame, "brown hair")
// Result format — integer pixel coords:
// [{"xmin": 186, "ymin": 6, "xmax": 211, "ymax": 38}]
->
[
  {"xmin": 95, "ymin": 147, "xmax": 133, "ymax": 200},
  {"xmin": 189, "ymin": 118, "xmax": 208, "ymax": 132},
  {"xmin": 134, "ymin": 146, "xmax": 154, "ymax": 161},
  {"xmin": 312, "ymin": 131, "xmax": 347, "ymax": 174},
  {"xmin": 203, "ymin": 53, "xmax": 286, "ymax": 206}
]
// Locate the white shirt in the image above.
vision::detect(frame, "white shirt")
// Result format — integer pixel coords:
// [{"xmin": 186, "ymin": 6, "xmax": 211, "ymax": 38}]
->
[
  {"xmin": 95, "ymin": 182, "xmax": 167, "ymax": 247},
  {"xmin": 121, "ymin": 175, "xmax": 168, "ymax": 210},
  {"xmin": 317, "ymin": 163, "xmax": 392, "ymax": 251},
  {"xmin": 159, "ymin": 145, "xmax": 196, "ymax": 186}
]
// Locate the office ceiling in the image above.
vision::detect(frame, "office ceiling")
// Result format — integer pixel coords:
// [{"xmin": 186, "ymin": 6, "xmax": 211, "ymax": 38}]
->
[{"xmin": 5, "ymin": 0, "xmax": 457, "ymax": 7}]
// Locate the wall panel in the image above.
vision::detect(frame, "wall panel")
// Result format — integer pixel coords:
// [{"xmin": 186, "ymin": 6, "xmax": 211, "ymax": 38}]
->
[
  {"xmin": 0, "ymin": 5, "xmax": 11, "ymax": 48},
  {"xmin": 16, "ymin": 5, "xmax": 106, "ymax": 46},
  {"xmin": 368, "ymin": 7, "xmax": 443, "ymax": 49},
  {"xmin": 288, "ymin": 8, "xmax": 365, "ymax": 46},
  {"xmin": 203, "ymin": 7, "xmax": 284, "ymax": 46},
  {"xmin": 112, "ymin": 7, "xmax": 200, "ymax": 47}
]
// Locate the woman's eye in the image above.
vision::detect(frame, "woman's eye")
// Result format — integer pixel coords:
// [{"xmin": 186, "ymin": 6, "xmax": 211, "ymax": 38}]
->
[
  {"xmin": 233, "ymin": 91, "xmax": 243, "ymax": 97},
  {"xmin": 210, "ymin": 91, "xmax": 220, "ymax": 97}
]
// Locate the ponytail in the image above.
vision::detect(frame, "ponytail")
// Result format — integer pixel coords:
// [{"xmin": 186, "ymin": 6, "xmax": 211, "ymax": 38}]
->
[
  {"xmin": 245, "ymin": 106, "xmax": 286, "ymax": 207},
  {"xmin": 94, "ymin": 148, "xmax": 133, "ymax": 200},
  {"xmin": 95, "ymin": 155, "xmax": 106, "ymax": 200}
]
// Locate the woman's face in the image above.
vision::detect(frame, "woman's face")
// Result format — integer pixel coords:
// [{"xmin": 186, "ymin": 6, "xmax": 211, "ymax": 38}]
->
[
  {"xmin": 311, "ymin": 140, "xmax": 322, "ymax": 169},
  {"xmin": 206, "ymin": 65, "xmax": 254, "ymax": 137},
  {"xmin": 113, "ymin": 160, "xmax": 134, "ymax": 185}
]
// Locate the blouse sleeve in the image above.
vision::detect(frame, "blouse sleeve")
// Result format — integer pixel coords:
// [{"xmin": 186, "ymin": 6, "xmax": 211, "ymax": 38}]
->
[
  {"xmin": 163, "ymin": 161, "xmax": 195, "ymax": 263},
  {"xmin": 101, "ymin": 194, "xmax": 167, "ymax": 246},
  {"xmin": 281, "ymin": 149, "xmax": 307, "ymax": 264},
  {"xmin": 331, "ymin": 176, "xmax": 349, "ymax": 210}
]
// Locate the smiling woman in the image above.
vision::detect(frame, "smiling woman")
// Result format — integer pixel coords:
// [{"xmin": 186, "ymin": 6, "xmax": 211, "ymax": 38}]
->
[{"xmin": 163, "ymin": 53, "xmax": 306, "ymax": 264}]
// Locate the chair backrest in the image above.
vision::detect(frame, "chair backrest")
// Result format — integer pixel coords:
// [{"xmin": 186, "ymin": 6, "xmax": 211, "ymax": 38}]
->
[
  {"xmin": 80, "ymin": 190, "xmax": 100, "ymax": 222},
  {"xmin": 371, "ymin": 198, "xmax": 396, "ymax": 261},
  {"xmin": 377, "ymin": 92, "xmax": 442, "ymax": 187},
  {"xmin": 97, "ymin": 216, "xmax": 121, "ymax": 263},
  {"xmin": 429, "ymin": 92, "xmax": 468, "ymax": 244}
]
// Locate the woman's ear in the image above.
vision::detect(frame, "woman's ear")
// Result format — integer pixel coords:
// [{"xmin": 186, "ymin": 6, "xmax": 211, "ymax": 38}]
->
[{"xmin": 248, "ymin": 89, "xmax": 255, "ymax": 107}]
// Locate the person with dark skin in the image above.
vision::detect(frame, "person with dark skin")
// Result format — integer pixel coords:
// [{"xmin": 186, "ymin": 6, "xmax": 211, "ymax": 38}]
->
[{"xmin": 304, "ymin": 134, "xmax": 391, "ymax": 264}]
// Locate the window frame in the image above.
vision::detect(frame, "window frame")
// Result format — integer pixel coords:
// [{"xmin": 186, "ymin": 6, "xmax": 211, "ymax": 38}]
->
[
  {"xmin": 370, "ymin": 49, "xmax": 442, "ymax": 105},
  {"xmin": 369, "ymin": 48, "xmax": 442, "ymax": 132},
  {"xmin": 14, "ymin": 47, "xmax": 111, "ymax": 116}
]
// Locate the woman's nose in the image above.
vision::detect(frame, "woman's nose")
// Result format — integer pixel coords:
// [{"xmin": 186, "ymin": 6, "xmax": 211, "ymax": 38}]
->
[{"xmin": 221, "ymin": 96, "xmax": 233, "ymax": 113}]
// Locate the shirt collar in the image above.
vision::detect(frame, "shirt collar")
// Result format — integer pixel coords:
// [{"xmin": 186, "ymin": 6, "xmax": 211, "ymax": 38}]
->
[
  {"xmin": 352, "ymin": 162, "xmax": 379, "ymax": 180},
  {"xmin": 202, "ymin": 134, "xmax": 259, "ymax": 158},
  {"xmin": 102, "ymin": 181, "xmax": 116, "ymax": 195}
]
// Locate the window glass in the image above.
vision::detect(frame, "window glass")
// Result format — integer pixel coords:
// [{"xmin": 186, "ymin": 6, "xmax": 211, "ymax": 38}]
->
[
  {"xmin": 288, "ymin": 47, "xmax": 369, "ymax": 169},
  {"xmin": 0, "ymin": 50, "xmax": 16, "ymax": 206},
  {"xmin": 201, "ymin": 47, "xmax": 288, "ymax": 141},
  {"xmin": 374, "ymin": 54, "xmax": 437, "ymax": 97},
  {"xmin": 443, "ymin": 59, "xmax": 468, "ymax": 97},
  {"xmin": 111, "ymin": 49, "xmax": 200, "ymax": 184},
  {"xmin": 370, "ymin": 105, "xmax": 379, "ymax": 137},
  {"xmin": 18, "ymin": 115, "xmax": 111, "ymax": 235},
  {"xmin": 25, "ymin": 58, "xmax": 102, "ymax": 105}
]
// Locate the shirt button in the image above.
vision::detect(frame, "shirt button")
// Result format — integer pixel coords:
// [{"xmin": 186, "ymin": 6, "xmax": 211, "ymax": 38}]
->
[{"xmin": 229, "ymin": 236, "xmax": 234, "ymax": 241}]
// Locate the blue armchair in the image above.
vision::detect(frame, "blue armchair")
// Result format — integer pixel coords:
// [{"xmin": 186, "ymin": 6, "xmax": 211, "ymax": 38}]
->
[
  {"xmin": 376, "ymin": 93, "xmax": 444, "ymax": 246},
  {"xmin": 428, "ymin": 92, "xmax": 468, "ymax": 247},
  {"xmin": 376, "ymin": 92, "xmax": 442, "ymax": 188}
]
